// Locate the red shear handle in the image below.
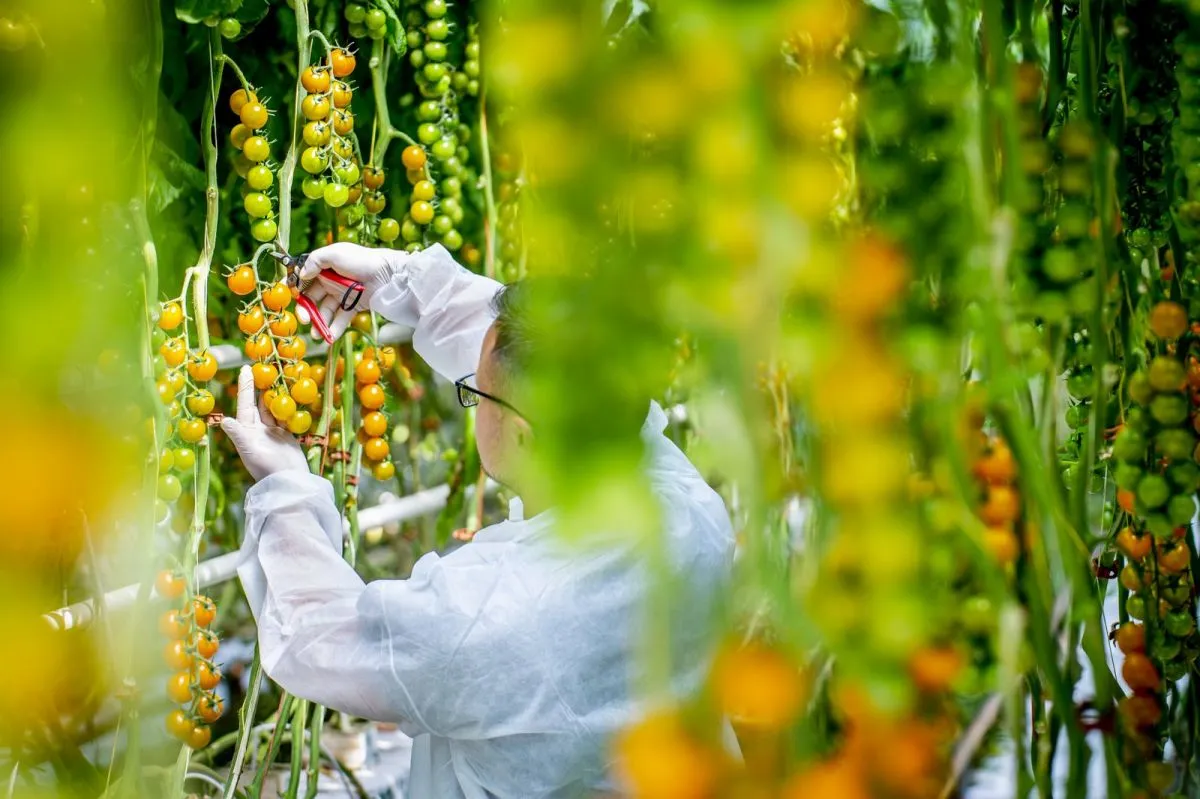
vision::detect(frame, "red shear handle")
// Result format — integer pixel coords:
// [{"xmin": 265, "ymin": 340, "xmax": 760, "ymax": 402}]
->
[
  {"xmin": 316, "ymin": 269, "xmax": 365, "ymax": 311},
  {"xmin": 297, "ymin": 294, "xmax": 335, "ymax": 345}
]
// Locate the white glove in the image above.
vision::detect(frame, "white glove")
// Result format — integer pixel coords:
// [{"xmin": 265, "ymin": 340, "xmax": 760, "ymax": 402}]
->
[
  {"xmin": 296, "ymin": 243, "xmax": 408, "ymax": 341},
  {"xmin": 220, "ymin": 365, "xmax": 310, "ymax": 482}
]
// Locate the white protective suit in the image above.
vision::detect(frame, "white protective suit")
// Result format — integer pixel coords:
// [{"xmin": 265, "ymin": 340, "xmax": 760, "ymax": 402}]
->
[{"xmin": 236, "ymin": 245, "xmax": 737, "ymax": 798}]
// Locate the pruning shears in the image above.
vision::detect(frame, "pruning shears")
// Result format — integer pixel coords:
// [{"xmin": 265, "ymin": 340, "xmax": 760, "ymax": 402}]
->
[{"xmin": 270, "ymin": 249, "xmax": 364, "ymax": 344}]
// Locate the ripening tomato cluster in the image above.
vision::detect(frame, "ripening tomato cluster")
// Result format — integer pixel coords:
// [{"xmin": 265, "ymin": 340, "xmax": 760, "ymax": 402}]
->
[
  {"xmin": 227, "ymin": 267, "xmax": 317, "ymax": 433},
  {"xmin": 350, "ymin": 336, "xmax": 398, "ymax": 481},
  {"xmin": 1113, "ymin": 351, "xmax": 1199, "ymax": 534},
  {"xmin": 156, "ymin": 569, "xmax": 224, "ymax": 749},
  {"xmin": 972, "ymin": 437, "xmax": 1022, "ymax": 568},
  {"xmin": 229, "ymin": 88, "xmax": 280, "ymax": 244},
  {"xmin": 387, "ymin": 1, "xmax": 477, "ymax": 256},
  {"xmin": 154, "ymin": 301, "xmax": 218, "ymax": 525}
]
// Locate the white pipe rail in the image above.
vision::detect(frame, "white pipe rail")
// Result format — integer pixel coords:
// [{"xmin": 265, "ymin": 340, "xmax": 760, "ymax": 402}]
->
[{"xmin": 43, "ymin": 480, "xmax": 482, "ymax": 632}]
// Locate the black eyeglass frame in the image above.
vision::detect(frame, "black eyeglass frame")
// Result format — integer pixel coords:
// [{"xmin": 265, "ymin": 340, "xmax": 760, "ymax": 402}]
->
[{"xmin": 455, "ymin": 373, "xmax": 525, "ymax": 418}]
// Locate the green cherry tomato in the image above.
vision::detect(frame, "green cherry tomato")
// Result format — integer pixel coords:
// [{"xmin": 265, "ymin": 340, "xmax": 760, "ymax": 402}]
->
[
  {"xmin": 432, "ymin": 214, "xmax": 453, "ymax": 236},
  {"xmin": 453, "ymin": 71, "xmax": 469, "ymax": 91},
  {"xmin": 423, "ymin": 62, "xmax": 448, "ymax": 82},
  {"xmin": 410, "ymin": 48, "xmax": 427, "ymax": 69},
  {"xmin": 158, "ymin": 474, "xmax": 183, "ymax": 503},
  {"xmin": 334, "ymin": 162, "xmax": 361, "ymax": 185},
  {"xmin": 467, "ymin": 79, "xmax": 480, "ymax": 96},
  {"xmin": 344, "ymin": 3, "xmax": 367, "ymax": 22},
  {"xmin": 1111, "ymin": 428, "xmax": 1147, "ymax": 462},
  {"xmin": 466, "ymin": 40, "xmax": 480, "ymax": 59},
  {"xmin": 174, "ymin": 447, "xmax": 197, "ymax": 471},
  {"xmin": 417, "ymin": 100, "xmax": 442, "ymax": 122},
  {"xmin": 1126, "ymin": 594, "xmax": 1146, "ymax": 620},
  {"xmin": 427, "ymin": 19, "xmax": 450, "ymax": 40},
  {"xmin": 244, "ymin": 192, "xmax": 273, "ymax": 218},
  {"xmin": 344, "ymin": 203, "xmax": 366, "ymax": 225},
  {"xmin": 301, "ymin": 147, "xmax": 329, "ymax": 174},
  {"xmin": 378, "ymin": 218, "xmax": 400, "ymax": 242},
  {"xmin": 1137, "ymin": 473, "xmax": 1171, "ymax": 509},
  {"xmin": 431, "ymin": 137, "xmax": 456, "ymax": 161},
  {"xmin": 425, "ymin": 0, "xmax": 448, "ymax": 18},
  {"xmin": 324, "ymin": 183, "xmax": 350, "ymax": 208},
  {"xmin": 302, "ymin": 176, "xmax": 327, "ymax": 200},
  {"xmin": 440, "ymin": 176, "xmax": 462, "ymax": 197},
  {"xmin": 464, "ymin": 59, "xmax": 480, "ymax": 78},
  {"xmin": 424, "ymin": 41, "xmax": 447, "ymax": 61},
  {"xmin": 251, "ymin": 218, "xmax": 278, "ymax": 242},
  {"xmin": 441, "ymin": 196, "xmax": 463, "ymax": 223},
  {"xmin": 219, "ymin": 18, "xmax": 241, "ymax": 39},
  {"xmin": 401, "ymin": 217, "xmax": 422, "ymax": 242},
  {"xmin": 1150, "ymin": 394, "xmax": 1189, "ymax": 427},
  {"xmin": 247, "ymin": 165, "xmax": 274, "ymax": 191},
  {"xmin": 365, "ymin": 8, "xmax": 386, "ymax": 30},
  {"xmin": 417, "ymin": 123, "xmax": 440, "ymax": 145},
  {"xmin": 441, "ymin": 229, "xmax": 463, "ymax": 251},
  {"xmin": 338, "ymin": 227, "xmax": 361, "ymax": 243}
]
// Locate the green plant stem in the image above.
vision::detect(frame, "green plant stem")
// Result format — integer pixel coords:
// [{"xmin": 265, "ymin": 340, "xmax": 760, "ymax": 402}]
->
[
  {"xmin": 220, "ymin": 652, "xmax": 264, "ymax": 799},
  {"xmin": 250, "ymin": 694, "xmax": 297, "ymax": 798},
  {"xmin": 305, "ymin": 705, "xmax": 323, "ymax": 799},
  {"xmin": 284, "ymin": 700, "xmax": 308, "ymax": 799},
  {"xmin": 479, "ymin": 95, "xmax": 498, "ymax": 280},
  {"xmin": 278, "ymin": 0, "xmax": 312, "ymax": 248}
]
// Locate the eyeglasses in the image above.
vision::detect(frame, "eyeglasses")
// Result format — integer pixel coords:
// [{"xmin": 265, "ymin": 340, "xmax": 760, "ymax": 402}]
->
[{"xmin": 455, "ymin": 373, "xmax": 525, "ymax": 418}]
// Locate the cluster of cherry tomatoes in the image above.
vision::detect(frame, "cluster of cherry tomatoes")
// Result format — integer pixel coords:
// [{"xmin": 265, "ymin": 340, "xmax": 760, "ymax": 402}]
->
[
  {"xmin": 156, "ymin": 569, "xmax": 224, "ymax": 749},
  {"xmin": 227, "ymin": 266, "xmax": 318, "ymax": 432},
  {"xmin": 350, "ymin": 336, "xmax": 398, "ymax": 481},
  {"xmin": 971, "ymin": 437, "xmax": 1021, "ymax": 568},
  {"xmin": 229, "ymin": 88, "xmax": 280, "ymax": 244},
  {"xmin": 155, "ymin": 301, "xmax": 218, "ymax": 523},
  {"xmin": 388, "ymin": 0, "xmax": 476, "ymax": 255}
]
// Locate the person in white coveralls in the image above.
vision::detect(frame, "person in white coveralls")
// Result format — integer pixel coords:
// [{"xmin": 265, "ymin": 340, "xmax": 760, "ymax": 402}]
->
[{"xmin": 220, "ymin": 242, "xmax": 736, "ymax": 798}]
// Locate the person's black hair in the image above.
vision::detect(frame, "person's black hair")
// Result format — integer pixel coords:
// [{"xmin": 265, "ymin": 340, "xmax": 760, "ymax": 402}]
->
[{"xmin": 490, "ymin": 282, "xmax": 532, "ymax": 377}]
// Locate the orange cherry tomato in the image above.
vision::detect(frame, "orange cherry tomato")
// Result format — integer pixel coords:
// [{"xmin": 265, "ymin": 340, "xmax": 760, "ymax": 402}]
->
[
  {"xmin": 1117, "ymin": 489, "xmax": 1136, "ymax": 514},
  {"xmin": 252, "ymin": 362, "xmax": 280, "ymax": 390},
  {"xmin": 166, "ymin": 709, "xmax": 192, "ymax": 740},
  {"xmin": 979, "ymin": 486, "xmax": 1020, "ymax": 526},
  {"xmin": 262, "ymin": 282, "xmax": 292, "ymax": 311},
  {"xmin": 166, "ymin": 671, "xmax": 193, "ymax": 704},
  {"xmin": 155, "ymin": 569, "xmax": 186, "ymax": 599},
  {"xmin": 187, "ymin": 724, "xmax": 212, "ymax": 749},
  {"xmin": 188, "ymin": 351, "xmax": 219, "ymax": 382},
  {"xmin": 227, "ymin": 265, "xmax": 257, "ymax": 296},
  {"xmin": 974, "ymin": 444, "xmax": 1016, "ymax": 485},
  {"xmin": 401, "ymin": 145, "xmax": 427, "ymax": 170},
  {"xmin": 192, "ymin": 629, "xmax": 220, "ymax": 660},
  {"xmin": 1122, "ymin": 652, "xmax": 1160, "ymax": 692},
  {"xmin": 300, "ymin": 65, "xmax": 331, "ymax": 93},
  {"xmin": 195, "ymin": 660, "xmax": 222, "ymax": 691},
  {"xmin": 164, "ymin": 639, "xmax": 193, "ymax": 671},
  {"xmin": 238, "ymin": 305, "xmax": 266, "ymax": 335},
  {"xmin": 192, "ymin": 595, "xmax": 216, "ymax": 628},
  {"xmin": 331, "ymin": 47, "xmax": 356, "ymax": 77},
  {"xmin": 270, "ymin": 310, "xmax": 298, "ymax": 337},
  {"xmin": 1114, "ymin": 623, "xmax": 1145, "ymax": 655},
  {"xmin": 358, "ymin": 383, "xmax": 386, "ymax": 410},
  {"xmin": 197, "ymin": 693, "xmax": 224, "ymax": 724},
  {"xmin": 363, "ymin": 437, "xmax": 390, "ymax": 461},
  {"xmin": 1158, "ymin": 543, "xmax": 1190, "ymax": 574},
  {"xmin": 160, "ymin": 609, "xmax": 189, "ymax": 639},
  {"xmin": 362, "ymin": 411, "xmax": 388, "ymax": 437},
  {"xmin": 277, "ymin": 337, "xmax": 307, "ymax": 360},
  {"xmin": 355, "ymin": 358, "xmax": 381, "ymax": 384},
  {"xmin": 1116, "ymin": 527, "xmax": 1151, "ymax": 561}
]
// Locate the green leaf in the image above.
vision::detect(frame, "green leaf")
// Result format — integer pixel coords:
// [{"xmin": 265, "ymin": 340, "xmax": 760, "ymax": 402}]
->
[{"xmin": 378, "ymin": 1, "xmax": 407, "ymax": 56}]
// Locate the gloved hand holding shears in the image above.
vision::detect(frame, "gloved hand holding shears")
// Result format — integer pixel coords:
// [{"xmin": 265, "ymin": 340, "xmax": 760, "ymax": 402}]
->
[{"xmin": 271, "ymin": 243, "xmax": 407, "ymax": 343}]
